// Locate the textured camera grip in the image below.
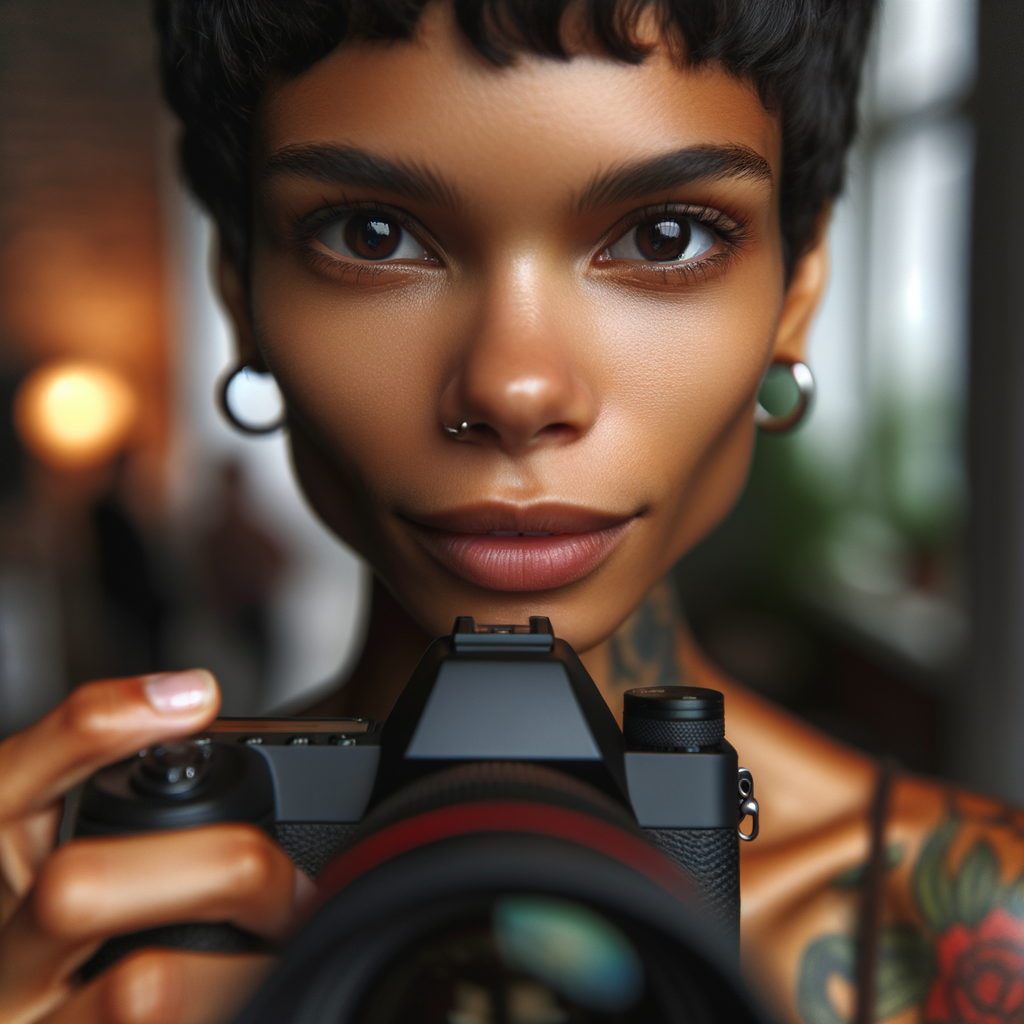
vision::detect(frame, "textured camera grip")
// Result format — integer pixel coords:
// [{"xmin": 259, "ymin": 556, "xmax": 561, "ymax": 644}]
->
[
  {"xmin": 274, "ymin": 823, "xmax": 741, "ymax": 930},
  {"xmin": 272, "ymin": 822, "xmax": 359, "ymax": 878},
  {"xmin": 642, "ymin": 826, "xmax": 739, "ymax": 932},
  {"xmin": 79, "ymin": 923, "xmax": 275, "ymax": 981}
]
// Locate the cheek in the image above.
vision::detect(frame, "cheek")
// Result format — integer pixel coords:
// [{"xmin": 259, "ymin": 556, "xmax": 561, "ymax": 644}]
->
[
  {"xmin": 571, "ymin": 267, "xmax": 781, "ymax": 571},
  {"xmin": 582, "ymin": 274, "xmax": 780, "ymax": 466},
  {"xmin": 250, "ymin": 261, "xmax": 453, "ymax": 478},
  {"xmin": 249, "ymin": 239, "xmax": 782, "ymax": 565}
]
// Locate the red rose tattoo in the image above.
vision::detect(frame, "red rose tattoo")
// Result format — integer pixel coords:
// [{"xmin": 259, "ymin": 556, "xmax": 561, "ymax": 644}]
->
[
  {"xmin": 798, "ymin": 822, "xmax": 1024, "ymax": 1024},
  {"xmin": 926, "ymin": 907, "xmax": 1024, "ymax": 1024}
]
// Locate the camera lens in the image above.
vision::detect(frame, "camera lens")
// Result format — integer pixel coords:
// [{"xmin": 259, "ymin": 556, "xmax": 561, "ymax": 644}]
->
[
  {"xmin": 236, "ymin": 767, "xmax": 763, "ymax": 1024},
  {"xmin": 354, "ymin": 896, "xmax": 654, "ymax": 1024},
  {"xmin": 130, "ymin": 741, "xmax": 214, "ymax": 798}
]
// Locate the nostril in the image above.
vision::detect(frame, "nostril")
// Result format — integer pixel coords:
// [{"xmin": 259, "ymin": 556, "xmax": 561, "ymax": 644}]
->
[
  {"xmin": 441, "ymin": 419, "xmax": 577, "ymax": 451},
  {"xmin": 443, "ymin": 354, "xmax": 596, "ymax": 451},
  {"xmin": 448, "ymin": 422, "xmax": 498, "ymax": 444},
  {"xmin": 469, "ymin": 423, "xmax": 497, "ymax": 442},
  {"xmin": 535, "ymin": 423, "xmax": 576, "ymax": 444}
]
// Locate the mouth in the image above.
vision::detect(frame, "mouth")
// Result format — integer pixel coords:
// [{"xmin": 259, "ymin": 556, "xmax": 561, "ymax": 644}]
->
[{"xmin": 403, "ymin": 504, "xmax": 639, "ymax": 592}]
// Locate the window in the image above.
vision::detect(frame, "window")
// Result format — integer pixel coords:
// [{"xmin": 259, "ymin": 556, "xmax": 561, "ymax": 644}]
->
[{"xmin": 678, "ymin": 0, "xmax": 978, "ymax": 774}]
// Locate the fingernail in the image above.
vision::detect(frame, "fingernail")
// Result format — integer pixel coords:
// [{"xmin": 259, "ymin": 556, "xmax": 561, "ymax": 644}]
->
[{"xmin": 143, "ymin": 669, "xmax": 216, "ymax": 714}]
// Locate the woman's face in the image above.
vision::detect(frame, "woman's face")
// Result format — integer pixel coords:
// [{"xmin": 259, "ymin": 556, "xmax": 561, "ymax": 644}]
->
[{"xmin": 237, "ymin": 5, "xmax": 821, "ymax": 653}]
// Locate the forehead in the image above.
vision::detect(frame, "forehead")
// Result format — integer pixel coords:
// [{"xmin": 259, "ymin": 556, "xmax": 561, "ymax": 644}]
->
[{"xmin": 256, "ymin": 6, "xmax": 781, "ymax": 194}]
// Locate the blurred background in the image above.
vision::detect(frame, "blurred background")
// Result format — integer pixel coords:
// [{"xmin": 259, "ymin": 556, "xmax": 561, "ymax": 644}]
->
[
  {"xmin": 0, "ymin": 0, "xmax": 367, "ymax": 731},
  {"xmin": 0, "ymin": 0, "xmax": 1021, "ymax": 799}
]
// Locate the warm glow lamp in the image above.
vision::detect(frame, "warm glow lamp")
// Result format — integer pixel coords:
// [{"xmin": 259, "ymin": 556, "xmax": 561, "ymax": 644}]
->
[{"xmin": 13, "ymin": 360, "xmax": 138, "ymax": 470}]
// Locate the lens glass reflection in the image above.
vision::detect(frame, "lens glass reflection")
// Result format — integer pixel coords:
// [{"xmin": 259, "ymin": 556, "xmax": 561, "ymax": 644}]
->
[
  {"xmin": 493, "ymin": 897, "xmax": 643, "ymax": 1011},
  {"xmin": 353, "ymin": 896, "xmax": 665, "ymax": 1024}
]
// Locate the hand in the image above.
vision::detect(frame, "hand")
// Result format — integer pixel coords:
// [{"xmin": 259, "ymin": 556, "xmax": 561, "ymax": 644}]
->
[{"xmin": 0, "ymin": 671, "xmax": 313, "ymax": 1024}]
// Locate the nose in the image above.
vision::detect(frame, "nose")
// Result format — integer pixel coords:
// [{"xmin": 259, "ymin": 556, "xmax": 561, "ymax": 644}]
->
[{"xmin": 439, "ymin": 261, "xmax": 597, "ymax": 455}]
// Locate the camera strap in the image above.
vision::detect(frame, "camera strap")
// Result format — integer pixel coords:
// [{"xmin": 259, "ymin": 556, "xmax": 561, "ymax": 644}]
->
[{"xmin": 855, "ymin": 756, "xmax": 899, "ymax": 1024}]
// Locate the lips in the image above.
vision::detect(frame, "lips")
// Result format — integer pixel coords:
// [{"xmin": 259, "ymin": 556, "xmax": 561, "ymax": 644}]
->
[{"xmin": 404, "ymin": 504, "xmax": 637, "ymax": 592}]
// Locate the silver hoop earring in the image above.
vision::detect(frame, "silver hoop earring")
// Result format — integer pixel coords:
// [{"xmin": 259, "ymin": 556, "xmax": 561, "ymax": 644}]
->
[
  {"xmin": 218, "ymin": 365, "xmax": 286, "ymax": 435},
  {"xmin": 442, "ymin": 421, "xmax": 470, "ymax": 440},
  {"xmin": 754, "ymin": 360, "xmax": 815, "ymax": 434}
]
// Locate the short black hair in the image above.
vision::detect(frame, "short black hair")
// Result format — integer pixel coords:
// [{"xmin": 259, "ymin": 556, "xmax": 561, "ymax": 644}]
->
[{"xmin": 155, "ymin": 0, "xmax": 876, "ymax": 278}]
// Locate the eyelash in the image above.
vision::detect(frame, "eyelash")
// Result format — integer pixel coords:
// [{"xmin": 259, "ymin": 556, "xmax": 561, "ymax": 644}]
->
[
  {"xmin": 293, "ymin": 200, "xmax": 438, "ymax": 280},
  {"xmin": 292, "ymin": 200, "xmax": 745, "ymax": 282},
  {"xmin": 598, "ymin": 202, "xmax": 746, "ymax": 282}
]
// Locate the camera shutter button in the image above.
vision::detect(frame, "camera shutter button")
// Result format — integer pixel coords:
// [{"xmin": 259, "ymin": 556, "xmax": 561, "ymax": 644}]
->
[{"xmin": 622, "ymin": 686, "xmax": 725, "ymax": 751}]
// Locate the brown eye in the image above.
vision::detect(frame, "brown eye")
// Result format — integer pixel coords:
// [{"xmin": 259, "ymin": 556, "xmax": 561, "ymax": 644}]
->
[
  {"xmin": 316, "ymin": 211, "xmax": 435, "ymax": 263},
  {"xmin": 344, "ymin": 214, "xmax": 401, "ymax": 259},
  {"xmin": 639, "ymin": 219, "xmax": 690, "ymax": 260},
  {"xmin": 606, "ymin": 215, "xmax": 716, "ymax": 264}
]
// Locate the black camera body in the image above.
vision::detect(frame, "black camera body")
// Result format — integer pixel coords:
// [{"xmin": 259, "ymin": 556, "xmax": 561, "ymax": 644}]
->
[{"xmin": 74, "ymin": 616, "xmax": 758, "ymax": 989}]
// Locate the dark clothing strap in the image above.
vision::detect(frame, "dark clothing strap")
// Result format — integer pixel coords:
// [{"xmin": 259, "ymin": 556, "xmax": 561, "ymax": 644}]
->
[{"xmin": 855, "ymin": 757, "xmax": 899, "ymax": 1024}]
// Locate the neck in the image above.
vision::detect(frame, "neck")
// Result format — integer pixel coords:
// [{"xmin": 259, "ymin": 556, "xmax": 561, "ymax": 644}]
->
[
  {"xmin": 306, "ymin": 576, "xmax": 433, "ymax": 720},
  {"xmin": 309, "ymin": 578, "xmax": 881, "ymax": 862},
  {"xmin": 306, "ymin": 576, "xmax": 686, "ymax": 725}
]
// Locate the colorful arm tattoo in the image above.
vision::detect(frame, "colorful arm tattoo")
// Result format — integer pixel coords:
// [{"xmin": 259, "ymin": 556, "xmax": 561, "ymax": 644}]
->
[{"xmin": 799, "ymin": 809, "xmax": 1024, "ymax": 1024}]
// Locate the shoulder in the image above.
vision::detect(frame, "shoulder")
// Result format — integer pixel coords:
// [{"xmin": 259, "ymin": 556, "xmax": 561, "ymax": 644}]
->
[
  {"xmin": 787, "ymin": 780, "xmax": 1024, "ymax": 1024},
  {"xmin": 677, "ymin": 623, "xmax": 878, "ymax": 848},
  {"xmin": 679, "ymin": 626, "xmax": 1024, "ymax": 1024}
]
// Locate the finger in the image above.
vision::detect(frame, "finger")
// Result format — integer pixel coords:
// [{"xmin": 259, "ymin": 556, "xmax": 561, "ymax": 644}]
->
[
  {"xmin": 0, "ymin": 804, "xmax": 63, "ymax": 920},
  {"xmin": 0, "ymin": 901, "xmax": 94, "ymax": 1024},
  {"xmin": 34, "ymin": 825, "xmax": 311, "ymax": 943},
  {"xmin": 0, "ymin": 670, "xmax": 220, "ymax": 823},
  {"xmin": 39, "ymin": 950, "xmax": 274, "ymax": 1024},
  {"xmin": 0, "ymin": 825, "xmax": 306, "ymax": 1018}
]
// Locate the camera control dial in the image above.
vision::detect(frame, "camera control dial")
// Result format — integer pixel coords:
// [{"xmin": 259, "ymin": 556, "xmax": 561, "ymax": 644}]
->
[
  {"xmin": 622, "ymin": 686, "xmax": 725, "ymax": 752},
  {"xmin": 131, "ymin": 741, "xmax": 214, "ymax": 798}
]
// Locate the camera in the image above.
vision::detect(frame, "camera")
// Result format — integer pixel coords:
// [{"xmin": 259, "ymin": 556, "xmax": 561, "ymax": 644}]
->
[{"xmin": 73, "ymin": 616, "xmax": 763, "ymax": 1023}]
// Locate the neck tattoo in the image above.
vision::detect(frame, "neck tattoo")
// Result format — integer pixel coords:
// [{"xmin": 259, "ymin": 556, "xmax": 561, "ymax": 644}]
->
[{"xmin": 608, "ymin": 577, "xmax": 684, "ymax": 692}]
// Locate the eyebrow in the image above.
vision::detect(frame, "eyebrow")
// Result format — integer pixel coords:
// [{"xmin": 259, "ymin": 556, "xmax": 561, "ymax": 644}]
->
[
  {"xmin": 264, "ymin": 141, "xmax": 770, "ymax": 215},
  {"xmin": 576, "ymin": 145, "xmax": 773, "ymax": 212},
  {"xmin": 263, "ymin": 144, "xmax": 460, "ymax": 208}
]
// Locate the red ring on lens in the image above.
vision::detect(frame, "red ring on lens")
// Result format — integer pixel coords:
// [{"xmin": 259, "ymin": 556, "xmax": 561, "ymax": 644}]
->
[{"xmin": 316, "ymin": 800, "xmax": 693, "ymax": 907}]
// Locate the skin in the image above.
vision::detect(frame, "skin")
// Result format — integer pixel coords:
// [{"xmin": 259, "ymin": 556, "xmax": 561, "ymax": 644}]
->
[
  {"xmin": 0, "ymin": 671, "xmax": 307, "ymax": 1024},
  {"xmin": 5, "ymin": 5, "xmax": 973, "ymax": 1024},
  {"xmin": 229, "ymin": 4, "xmax": 818, "ymax": 659}
]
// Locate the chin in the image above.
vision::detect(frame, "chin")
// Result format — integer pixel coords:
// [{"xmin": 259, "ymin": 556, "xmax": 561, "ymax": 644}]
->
[{"xmin": 391, "ymin": 563, "xmax": 653, "ymax": 655}]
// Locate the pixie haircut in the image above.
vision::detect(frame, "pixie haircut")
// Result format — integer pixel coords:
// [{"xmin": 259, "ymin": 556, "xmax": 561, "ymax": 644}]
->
[{"xmin": 156, "ymin": 0, "xmax": 876, "ymax": 278}]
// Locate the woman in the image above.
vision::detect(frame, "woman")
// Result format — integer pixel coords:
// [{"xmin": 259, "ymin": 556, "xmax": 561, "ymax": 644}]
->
[{"xmin": 4, "ymin": 3, "xmax": 1017, "ymax": 1023}]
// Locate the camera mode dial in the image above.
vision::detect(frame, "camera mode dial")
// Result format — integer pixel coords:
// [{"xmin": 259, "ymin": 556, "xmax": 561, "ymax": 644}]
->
[
  {"xmin": 76, "ymin": 739, "xmax": 274, "ymax": 836},
  {"xmin": 131, "ymin": 741, "xmax": 214, "ymax": 798}
]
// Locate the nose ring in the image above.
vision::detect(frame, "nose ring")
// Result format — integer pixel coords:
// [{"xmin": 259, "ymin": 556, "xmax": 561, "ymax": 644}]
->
[{"xmin": 442, "ymin": 421, "xmax": 470, "ymax": 440}]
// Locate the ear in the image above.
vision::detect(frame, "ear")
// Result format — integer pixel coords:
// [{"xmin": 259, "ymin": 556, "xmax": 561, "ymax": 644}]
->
[
  {"xmin": 771, "ymin": 212, "xmax": 830, "ymax": 364},
  {"xmin": 215, "ymin": 240, "xmax": 268, "ymax": 371}
]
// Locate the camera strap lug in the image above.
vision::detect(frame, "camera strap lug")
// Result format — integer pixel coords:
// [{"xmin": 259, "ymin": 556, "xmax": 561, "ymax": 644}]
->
[{"xmin": 737, "ymin": 767, "xmax": 759, "ymax": 842}]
